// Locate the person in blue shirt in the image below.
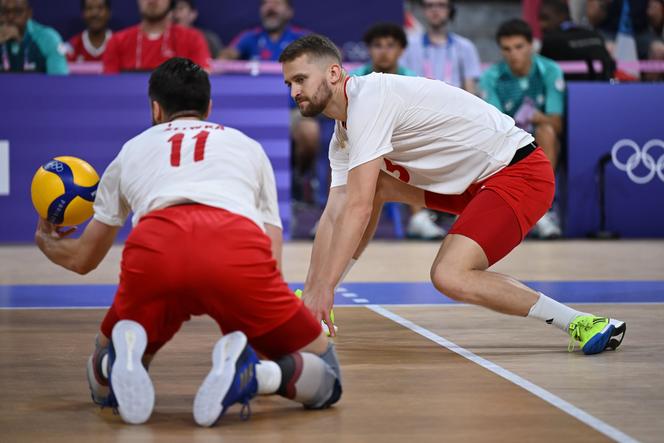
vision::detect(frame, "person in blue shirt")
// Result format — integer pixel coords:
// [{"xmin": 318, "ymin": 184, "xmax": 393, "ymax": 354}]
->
[
  {"xmin": 480, "ymin": 19, "xmax": 565, "ymax": 239},
  {"xmin": 221, "ymin": 0, "xmax": 308, "ymax": 61},
  {"xmin": 0, "ymin": 0, "xmax": 68, "ymax": 74},
  {"xmin": 222, "ymin": 0, "xmax": 318, "ymax": 207}
]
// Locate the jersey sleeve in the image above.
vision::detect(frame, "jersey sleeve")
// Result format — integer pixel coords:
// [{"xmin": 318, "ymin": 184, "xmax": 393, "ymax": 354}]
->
[
  {"xmin": 478, "ymin": 68, "xmax": 504, "ymax": 112},
  {"xmin": 102, "ymin": 34, "xmax": 121, "ymax": 73},
  {"xmin": 346, "ymin": 76, "xmax": 399, "ymax": 170},
  {"xmin": 460, "ymin": 40, "xmax": 482, "ymax": 80},
  {"xmin": 329, "ymin": 129, "xmax": 350, "ymax": 188},
  {"xmin": 257, "ymin": 148, "xmax": 282, "ymax": 229},
  {"xmin": 543, "ymin": 62, "xmax": 565, "ymax": 115},
  {"xmin": 93, "ymin": 154, "xmax": 130, "ymax": 226},
  {"xmin": 228, "ymin": 30, "xmax": 254, "ymax": 60},
  {"xmin": 34, "ymin": 27, "xmax": 68, "ymax": 75}
]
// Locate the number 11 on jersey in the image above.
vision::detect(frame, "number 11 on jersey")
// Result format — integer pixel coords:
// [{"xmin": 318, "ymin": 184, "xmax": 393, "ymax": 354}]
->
[{"xmin": 168, "ymin": 130, "xmax": 210, "ymax": 167}]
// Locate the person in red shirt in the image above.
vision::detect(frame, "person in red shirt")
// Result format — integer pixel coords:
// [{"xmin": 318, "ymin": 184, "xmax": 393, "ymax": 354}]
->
[
  {"xmin": 66, "ymin": 0, "xmax": 112, "ymax": 62},
  {"xmin": 102, "ymin": 0, "xmax": 210, "ymax": 73}
]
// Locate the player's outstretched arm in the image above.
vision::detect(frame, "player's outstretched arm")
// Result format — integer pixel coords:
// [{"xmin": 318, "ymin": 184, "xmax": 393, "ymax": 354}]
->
[
  {"xmin": 35, "ymin": 218, "xmax": 119, "ymax": 275},
  {"xmin": 304, "ymin": 158, "xmax": 382, "ymax": 328}
]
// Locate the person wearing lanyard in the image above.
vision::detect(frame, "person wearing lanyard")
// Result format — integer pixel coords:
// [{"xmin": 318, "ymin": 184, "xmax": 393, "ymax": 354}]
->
[
  {"xmin": 401, "ymin": 0, "xmax": 481, "ymax": 94},
  {"xmin": 0, "ymin": 0, "xmax": 68, "ymax": 74},
  {"xmin": 479, "ymin": 19, "xmax": 565, "ymax": 239},
  {"xmin": 102, "ymin": 0, "xmax": 210, "ymax": 73}
]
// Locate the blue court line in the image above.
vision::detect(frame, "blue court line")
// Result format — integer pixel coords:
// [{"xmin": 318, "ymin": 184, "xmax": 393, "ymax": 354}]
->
[{"xmin": 0, "ymin": 281, "xmax": 663, "ymax": 308}]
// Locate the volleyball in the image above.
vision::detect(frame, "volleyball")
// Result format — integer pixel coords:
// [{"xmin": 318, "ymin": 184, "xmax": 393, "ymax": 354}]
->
[{"xmin": 31, "ymin": 156, "xmax": 99, "ymax": 226}]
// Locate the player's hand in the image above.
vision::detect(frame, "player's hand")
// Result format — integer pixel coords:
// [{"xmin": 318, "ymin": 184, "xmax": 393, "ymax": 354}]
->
[
  {"xmin": 0, "ymin": 24, "xmax": 20, "ymax": 44},
  {"xmin": 302, "ymin": 283, "xmax": 336, "ymax": 337},
  {"xmin": 35, "ymin": 219, "xmax": 77, "ymax": 242}
]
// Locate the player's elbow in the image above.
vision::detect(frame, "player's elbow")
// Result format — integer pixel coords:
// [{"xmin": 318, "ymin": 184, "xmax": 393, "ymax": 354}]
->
[{"xmin": 69, "ymin": 259, "xmax": 98, "ymax": 275}]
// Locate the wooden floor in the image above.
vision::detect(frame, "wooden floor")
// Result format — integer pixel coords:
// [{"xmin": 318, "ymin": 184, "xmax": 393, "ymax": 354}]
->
[{"xmin": 1, "ymin": 240, "xmax": 663, "ymax": 442}]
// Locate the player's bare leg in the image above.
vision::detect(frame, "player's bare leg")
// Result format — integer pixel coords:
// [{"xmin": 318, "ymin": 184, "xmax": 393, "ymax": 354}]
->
[{"xmin": 371, "ymin": 170, "xmax": 626, "ymax": 354}]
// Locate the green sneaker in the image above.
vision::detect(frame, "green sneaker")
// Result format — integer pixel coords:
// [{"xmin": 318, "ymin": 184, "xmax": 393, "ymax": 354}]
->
[{"xmin": 568, "ymin": 315, "xmax": 626, "ymax": 355}]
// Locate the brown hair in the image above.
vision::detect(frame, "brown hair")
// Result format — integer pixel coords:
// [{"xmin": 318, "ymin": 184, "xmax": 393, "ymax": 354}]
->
[{"xmin": 278, "ymin": 34, "xmax": 342, "ymax": 64}]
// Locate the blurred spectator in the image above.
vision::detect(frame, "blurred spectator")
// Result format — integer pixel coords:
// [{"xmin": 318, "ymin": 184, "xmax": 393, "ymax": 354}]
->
[
  {"xmin": 103, "ymin": 0, "xmax": 210, "ymax": 73},
  {"xmin": 172, "ymin": 0, "xmax": 221, "ymax": 58},
  {"xmin": 401, "ymin": 0, "xmax": 482, "ymax": 93},
  {"xmin": 351, "ymin": 23, "xmax": 445, "ymax": 239},
  {"xmin": 479, "ymin": 19, "xmax": 564, "ymax": 238},
  {"xmin": 351, "ymin": 23, "xmax": 417, "ymax": 76},
  {"xmin": 66, "ymin": 0, "xmax": 112, "ymax": 62},
  {"xmin": 0, "ymin": 0, "xmax": 68, "ymax": 74},
  {"xmin": 648, "ymin": 0, "xmax": 664, "ymax": 57},
  {"xmin": 539, "ymin": 0, "xmax": 616, "ymax": 80},
  {"xmin": 569, "ymin": 0, "xmax": 590, "ymax": 24},
  {"xmin": 220, "ymin": 0, "xmax": 306, "ymax": 60},
  {"xmin": 221, "ymin": 0, "xmax": 318, "ymax": 206},
  {"xmin": 586, "ymin": 0, "xmax": 654, "ymax": 59}
]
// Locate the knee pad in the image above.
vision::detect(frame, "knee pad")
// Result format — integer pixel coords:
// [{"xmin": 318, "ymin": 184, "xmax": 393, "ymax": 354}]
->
[{"xmin": 276, "ymin": 343, "xmax": 342, "ymax": 409}]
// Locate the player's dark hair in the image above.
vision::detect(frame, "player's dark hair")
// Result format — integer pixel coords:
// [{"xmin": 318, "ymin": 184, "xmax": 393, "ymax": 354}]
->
[
  {"xmin": 80, "ymin": 0, "xmax": 111, "ymax": 10},
  {"xmin": 148, "ymin": 57, "xmax": 210, "ymax": 118},
  {"xmin": 496, "ymin": 18, "xmax": 533, "ymax": 44},
  {"xmin": 279, "ymin": 34, "xmax": 342, "ymax": 64},
  {"xmin": 363, "ymin": 23, "xmax": 408, "ymax": 48}
]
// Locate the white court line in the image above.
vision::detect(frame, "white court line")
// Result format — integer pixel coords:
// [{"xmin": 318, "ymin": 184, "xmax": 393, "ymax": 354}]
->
[{"xmin": 367, "ymin": 304, "xmax": 639, "ymax": 443}]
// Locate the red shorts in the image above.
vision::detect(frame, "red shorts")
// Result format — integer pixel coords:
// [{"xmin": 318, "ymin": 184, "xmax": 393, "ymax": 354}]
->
[
  {"xmin": 101, "ymin": 204, "xmax": 321, "ymax": 359},
  {"xmin": 424, "ymin": 148, "xmax": 554, "ymax": 266}
]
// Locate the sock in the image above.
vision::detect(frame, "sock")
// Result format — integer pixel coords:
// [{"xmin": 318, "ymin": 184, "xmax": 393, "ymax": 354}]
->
[
  {"xmin": 255, "ymin": 360, "xmax": 281, "ymax": 395},
  {"xmin": 527, "ymin": 292, "xmax": 588, "ymax": 332}
]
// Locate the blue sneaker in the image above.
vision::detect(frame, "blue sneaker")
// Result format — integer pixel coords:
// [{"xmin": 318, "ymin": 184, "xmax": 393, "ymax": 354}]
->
[
  {"xmin": 110, "ymin": 320, "xmax": 155, "ymax": 424},
  {"xmin": 86, "ymin": 335, "xmax": 116, "ymax": 408},
  {"xmin": 193, "ymin": 331, "xmax": 259, "ymax": 427}
]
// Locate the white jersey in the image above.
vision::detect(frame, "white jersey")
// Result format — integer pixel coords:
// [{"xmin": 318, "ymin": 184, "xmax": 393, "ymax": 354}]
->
[
  {"xmin": 93, "ymin": 119, "xmax": 281, "ymax": 231},
  {"xmin": 329, "ymin": 73, "xmax": 534, "ymax": 194}
]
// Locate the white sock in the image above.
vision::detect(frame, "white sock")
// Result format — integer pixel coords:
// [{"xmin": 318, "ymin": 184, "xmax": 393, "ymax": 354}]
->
[
  {"xmin": 527, "ymin": 292, "xmax": 588, "ymax": 332},
  {"xmin": 256, "ymin": 360, "xmax": 281, "ymax": 395},
  {"xmin": 337, "ymin": 258, "xmax": 357, "ymax": 290}
]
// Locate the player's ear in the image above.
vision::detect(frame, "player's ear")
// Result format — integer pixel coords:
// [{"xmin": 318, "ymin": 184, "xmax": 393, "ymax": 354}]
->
[
  {"xmin": 151, "ymin": 100, "xmax": 163, "ymax": 124},
  {"xmin": 328, "ymin": 63, "xmax": 343, "ymax": 84}
]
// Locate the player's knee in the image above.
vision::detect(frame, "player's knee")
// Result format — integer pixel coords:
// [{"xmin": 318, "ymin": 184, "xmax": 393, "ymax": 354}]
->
[
  {"xmin": 430, "ymin": 265, "xmax": 471, "ymax": 302},
  {"xmin": 275, "ymin": 343, "xmax": 342, "ymax": 409}
]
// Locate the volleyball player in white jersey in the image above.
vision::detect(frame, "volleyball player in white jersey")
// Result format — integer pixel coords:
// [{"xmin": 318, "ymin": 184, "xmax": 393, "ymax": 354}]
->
[
  {"xmin": 35, "ymin": 58, "xmax": 341, "ymax": 426},
  {"xmin": 280, "ymin": 35, "xmax": 625, "ymax": 355}
]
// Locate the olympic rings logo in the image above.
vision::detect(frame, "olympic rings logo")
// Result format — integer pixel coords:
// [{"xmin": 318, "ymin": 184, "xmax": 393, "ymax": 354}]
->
[{"xmin": 611, "ymin": 139, "xmax": 664, "ymax": 184}]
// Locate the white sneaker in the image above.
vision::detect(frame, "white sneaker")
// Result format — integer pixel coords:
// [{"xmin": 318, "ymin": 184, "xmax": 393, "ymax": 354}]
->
[
  {"xmin": 407, "ymin": 210, "xmax": 447, "ymax": 240},
  {"xmin": 110, "ymin": 320, "xmax": 155, "ymax": 424},
  {"xmin": 535, "ymin": 211, "xmax": 562, "ymax": 239}
]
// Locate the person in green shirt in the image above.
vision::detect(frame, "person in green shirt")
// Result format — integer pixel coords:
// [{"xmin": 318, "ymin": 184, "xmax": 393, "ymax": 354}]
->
[
  {"xmin": 351, "ymin": 23, "xmax": 446, "ymax": 240},
  {"xmin": 480, "ymin": 19, "xmax": 564, "ymax": 239},
  {"xmin": 0, "ymin": 0, "xmax": 68, "ymax": 74}
]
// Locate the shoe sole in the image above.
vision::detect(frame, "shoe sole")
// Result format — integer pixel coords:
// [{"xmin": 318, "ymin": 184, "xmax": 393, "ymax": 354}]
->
[
  {"xmin": 582, "ymin": 319, "xmax": 627, "ymax": 355},
  {"xmin": 193, "ymin": 332, "xmax": 248, "ymax": 427},
  {"xmin": 110, "ymin": 320, "xmax": 154, "ymax": 424}
]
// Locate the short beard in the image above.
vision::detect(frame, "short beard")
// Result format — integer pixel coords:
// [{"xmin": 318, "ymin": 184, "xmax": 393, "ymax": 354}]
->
[{"xmin": 299, "ymin": 81, "xmax": 332, "ymax": 117}]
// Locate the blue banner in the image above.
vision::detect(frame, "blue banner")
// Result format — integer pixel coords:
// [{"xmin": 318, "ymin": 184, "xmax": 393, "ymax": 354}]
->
[
  {"xmin": 0, "ymin": 74, "xmax": 291, "ymax": 242},
  {"xmin": 566, "ymin": 83, "xmax": 664, "ymax": 237}
]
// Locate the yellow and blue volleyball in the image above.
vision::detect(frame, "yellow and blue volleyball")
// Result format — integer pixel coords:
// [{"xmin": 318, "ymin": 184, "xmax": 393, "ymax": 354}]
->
[{"xmin": 30, "ymin": 156, "xmax": 99, "ymax": 226}]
